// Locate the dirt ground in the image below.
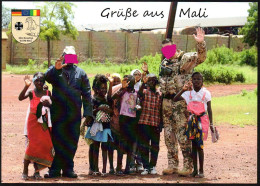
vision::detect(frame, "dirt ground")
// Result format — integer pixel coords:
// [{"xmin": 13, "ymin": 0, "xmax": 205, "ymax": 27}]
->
[{"xmin": 1, "ymin": 74, "xmax": 257, "ymax": 183}]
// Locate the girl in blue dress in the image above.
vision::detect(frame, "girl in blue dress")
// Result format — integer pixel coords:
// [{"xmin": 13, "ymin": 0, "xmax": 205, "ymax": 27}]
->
[{"xmin": 85, "ymin": 74, "xmax": 114, "ymax": 176}]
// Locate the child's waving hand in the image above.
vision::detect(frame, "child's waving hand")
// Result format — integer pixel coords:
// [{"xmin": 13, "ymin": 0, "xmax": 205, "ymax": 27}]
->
[
  {"xmin": 183, "ymin": 80, "xmax": 192, "ymax": 91},
  {"xmin": 106, "ymin": 73, "xmax": 114, "ymax": 84},
  {"xmin": 24, "ymin": 75, "xmax": 32, "ymax": 87}
]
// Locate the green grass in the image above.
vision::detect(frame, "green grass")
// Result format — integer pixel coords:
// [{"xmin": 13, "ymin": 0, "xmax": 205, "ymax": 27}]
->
[
  {"xmin": 3, "ymin": 54, "xmax": 257, "ymax": 85},
  {"xmin": 4, "ymin": 64, "xmax": 48, "ymax": 74},
  {"xmin": 79, "ymin": 63, "xmax": 258, "ymax": 85},
  {"xmin": 236, "ymin": 65, "xmax": 258, "ymax": 84},
  {"xmin": 212, "ymin": 89, "xmax": 257, "ymax": 127}
]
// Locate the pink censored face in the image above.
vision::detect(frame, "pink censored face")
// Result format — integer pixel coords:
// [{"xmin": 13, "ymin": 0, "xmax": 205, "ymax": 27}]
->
[
  {"xmin": 161, "ymin": 44, "xmax": 177, "ymax": 59},
  {"xmin": 64, "ymin": 54, "xmax": 78, "ymax": 64}
]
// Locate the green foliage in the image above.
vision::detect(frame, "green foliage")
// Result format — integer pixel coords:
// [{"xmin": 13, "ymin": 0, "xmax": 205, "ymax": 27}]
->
[
  {"xmin": 137, "ymin": 53, "xmax": 162, "ymax": 75},
  {"xmin": 41, "ymin": 60, "xmax": 55, "ymax": 68},
  {"xmin": 2, "ymin": 5, "xmax": 11, "ymax": 28},
  {"xmin": 4, "ymin": 64, "xmax": 47, "ymax": 75},
  {"xmin": 239, "ymin": 2, "xmax": 258, "ymax": 46},
  {"xmin": 214, "ymin": 67, "xmax": 235, "ymax": 84},
  {"xmin": 40, "ymin": 21, "xmax": 61, "ymax": 41},
  {"xmin": 234, "ymin": 73, "xmax": 246, "ymax": 83},
  {"xmin": 239, "ymin": 46, "xmax": 258, "ymax": 67},
  {"xmin": 241, "ymin": 89, "xmax": 248, "ymax": 96},
  {"xmin": 36, "ymin": 2, "xmax": 79, "ymax": 66},
  {"xmin": 203, "ymin": 45, "xmax": 257, "ymax": 67},
  {"xmin": 38, "ymin": 2, "xmax": 79, "ymax": 41},
  {"xmin": 204, "ymin": 45, "xmax": 236, "ymax": 65},
  {"xmin": 42, "ymin": 61, "xmax": 49, "ymax": 68},
  {"xmin": 28, "ymin": 59, "xmax": 36, "ymax": 70},
  {"xmin": 195, "ymin": 64, "xmax": 246, "ymax": 84},
  {"xmin": 201, "ymin": 68, "xmax": 215, "ymax": 82},
  {"xmin": 4, "ymin": 46, "xmax": 257, "ymax": 85}
]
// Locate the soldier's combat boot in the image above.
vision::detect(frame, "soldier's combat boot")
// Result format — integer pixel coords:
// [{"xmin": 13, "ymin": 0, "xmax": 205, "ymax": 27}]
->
[
  {"xmin": 162, "ymin": 167, "xmax": 178, "ymax": 175},
  {"xmin": 178, "ymin": 168, "xmax": 193, "ymax": 177}
]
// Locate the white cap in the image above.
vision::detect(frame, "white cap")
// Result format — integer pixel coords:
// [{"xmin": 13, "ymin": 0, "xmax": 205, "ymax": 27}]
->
[{"xmin": 63, "ymin": 46, "xmax": 76, "ymax": 55}]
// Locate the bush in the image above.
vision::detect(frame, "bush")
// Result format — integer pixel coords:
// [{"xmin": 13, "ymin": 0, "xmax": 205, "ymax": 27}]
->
[
  {"xmin": 204, "ymin": 45, "xmax": 257, "ymax": 67},
  {"xmin": 215, "ymin": 68, "xmax": 234, "ymax": 84},
  {"xmin": 234, "ymin": 72, "xmax": 246, "ymax": 83},
  {"xmin": 104, "ymin": 59, "xmax": 113, "ymax": 67},
  {"xmin": 195, "ymin": 64, "xmax": 246, "ymax": 84},
  {"xmin": 28, "ymin": 59, "xmax": 36, "ymax": 69},
  {"xmin": 125, "ymin": 50, "xmax": 250, "ymax": 84},
  {"xmin": 119, "ymin": 65, "xmax": 131, "ymax": 74},
  {"xmin": 204, "ymin": 45, "xmax": 237, "ymax": 65},
  {"xmin": 43, "ymin": 61, "xmax": 49, "ymax": 68},
  {"xmin": 239, "ymin": 46, "xmax": 257, "ymax": 67},
  {"xmin": 137, "ymin": 53, "xmax": 161, "ymax": 75},
  {"xmin": 200, "ymin": 68, "xmax": 215, "ymax": 82}
]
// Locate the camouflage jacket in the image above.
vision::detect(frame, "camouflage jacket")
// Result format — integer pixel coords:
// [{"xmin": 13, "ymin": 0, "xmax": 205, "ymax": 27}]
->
[{"xmin": 159, "ymin": 41, "xmax": 207, "ymax": 96}]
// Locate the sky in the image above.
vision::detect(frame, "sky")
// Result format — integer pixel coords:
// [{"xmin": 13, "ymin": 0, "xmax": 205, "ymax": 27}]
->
[{"xmin": 3, "ymin": 1, "xmax": 251, "ymax": 30}]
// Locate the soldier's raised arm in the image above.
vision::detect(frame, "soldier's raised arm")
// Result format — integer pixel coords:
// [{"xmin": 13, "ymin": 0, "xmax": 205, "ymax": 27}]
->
[
  {"xmin": 193, "ymin": 27, "xmax": 207, "ymax": 65},
  {"xmin": 180, "ymin": 27, "xmax": 207, "ymax": 73}
]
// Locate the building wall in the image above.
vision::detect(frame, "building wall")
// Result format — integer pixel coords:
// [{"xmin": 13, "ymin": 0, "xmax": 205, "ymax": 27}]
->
[
  {"xmin": 5, "ymin": 31, "xmax": 249, "ymax": 65},
  {"xmin": 2, "ymin": 32, "xmax": 8, "ymax": 69},
  {"xmin": 2, "ymin": 39, "xmax": 7, "ymax": 69}
]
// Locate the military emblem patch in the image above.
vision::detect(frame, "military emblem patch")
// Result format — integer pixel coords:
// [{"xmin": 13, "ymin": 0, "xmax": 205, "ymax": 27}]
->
[{"xmin": 11, "ymin": 9, "xmax": 40, "ymax": 44}]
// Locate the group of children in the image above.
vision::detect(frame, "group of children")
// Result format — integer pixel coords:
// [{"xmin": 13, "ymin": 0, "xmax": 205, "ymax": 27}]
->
[
  {"xmin": 82, "ymin": 62, "xmax": 217, "ymax": 177},
  {"xmin": 19, "ymin": 62, "xmax": 217, "ymax": 179},
  {"xmin": 83, "ymin": 62, "xmax": 163, "ymax": 176}
]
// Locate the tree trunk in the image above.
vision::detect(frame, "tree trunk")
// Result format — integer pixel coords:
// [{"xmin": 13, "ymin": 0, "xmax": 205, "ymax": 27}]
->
[{"xmin": 47, "ymin": 40, "xmax": 51, "ymax": 67}]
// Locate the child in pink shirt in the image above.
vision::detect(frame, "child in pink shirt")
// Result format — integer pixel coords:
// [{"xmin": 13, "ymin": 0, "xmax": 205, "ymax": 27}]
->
[{"xmin": 112, "ymin": 75, "xmax": 137, "ymax": 175}]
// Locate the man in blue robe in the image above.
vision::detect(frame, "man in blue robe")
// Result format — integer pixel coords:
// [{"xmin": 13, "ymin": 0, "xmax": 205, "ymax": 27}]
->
[{"xmin": 44, "ymin": 46, "xmax": 93, "ymax": 178}]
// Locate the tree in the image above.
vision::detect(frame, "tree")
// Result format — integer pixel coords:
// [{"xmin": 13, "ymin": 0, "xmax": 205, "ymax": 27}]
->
[
  {"xmin": 37, "ymin": 2, "xmax": 79, "ymax": 67},
  {"xmin": 2, "ymin": 5, "xmax": 11, "ymax": 29},
  {"xmin": 239, "ymin": 2, "xmax": 258, "ymax": 47}
]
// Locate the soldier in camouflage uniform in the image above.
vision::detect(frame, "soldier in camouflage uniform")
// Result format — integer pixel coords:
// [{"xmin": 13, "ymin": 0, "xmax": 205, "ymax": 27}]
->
[{"xmin": 159, "ymin": 27, "xmax": 207, "ymax": 176}]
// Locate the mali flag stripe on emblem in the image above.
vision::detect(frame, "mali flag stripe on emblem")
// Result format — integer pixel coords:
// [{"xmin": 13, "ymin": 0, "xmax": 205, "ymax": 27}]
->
[{"xmin": 30, "ymin": 10, "xmax": 40, "ymax": 16}]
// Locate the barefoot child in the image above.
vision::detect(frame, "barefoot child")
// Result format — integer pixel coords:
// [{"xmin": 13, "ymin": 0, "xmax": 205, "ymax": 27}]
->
[
  {"xmin": 19, "ymin": 73, "xmax": 54, "ymax": 180},
  {"xmin": 23, "ymin": 84, "xmax": 50, "ymax": 178},
  {"xmin": 173, "ymin": 72, "xmax": 214, "ymax": 178},
  {"xmin": 85, "ymin": 74, "xmax": 114, "ymax": 176}
]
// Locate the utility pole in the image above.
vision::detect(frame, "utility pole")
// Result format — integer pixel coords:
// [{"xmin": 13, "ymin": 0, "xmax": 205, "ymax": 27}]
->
[
  {"xmin": 165, "ymin": 2, "xmax": 178, "ymax": 39},
  {"xmin": 161, "ymin": 2, "xmax": 178, "ymax": 61}
]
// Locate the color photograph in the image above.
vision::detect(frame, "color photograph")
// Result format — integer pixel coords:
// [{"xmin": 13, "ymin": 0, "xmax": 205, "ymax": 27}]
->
[{"xmin": 1, "ymin": 1, "xmax": 258, "ymax": 184}]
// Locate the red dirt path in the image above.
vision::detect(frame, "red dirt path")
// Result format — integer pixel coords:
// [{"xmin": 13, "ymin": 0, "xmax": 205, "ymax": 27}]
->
[{"xmin": 1, "ymin": 74, "xmax": 257, "ymax": 183}]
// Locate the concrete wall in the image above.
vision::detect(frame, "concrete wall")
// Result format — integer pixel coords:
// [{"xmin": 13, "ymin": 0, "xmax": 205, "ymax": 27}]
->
[
  {"xmin": 5, "ymin": 31, "xmax": 249, "ymax": 65},
  {"xmin": 2, "ymin": 32, "xmax": 8, "ymax": 69}
]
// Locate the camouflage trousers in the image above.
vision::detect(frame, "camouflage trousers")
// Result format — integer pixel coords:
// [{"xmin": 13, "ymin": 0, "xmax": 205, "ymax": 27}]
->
[{"xmin": 162, "ymin": 98, "xmax": 192, "ymax": 170}]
